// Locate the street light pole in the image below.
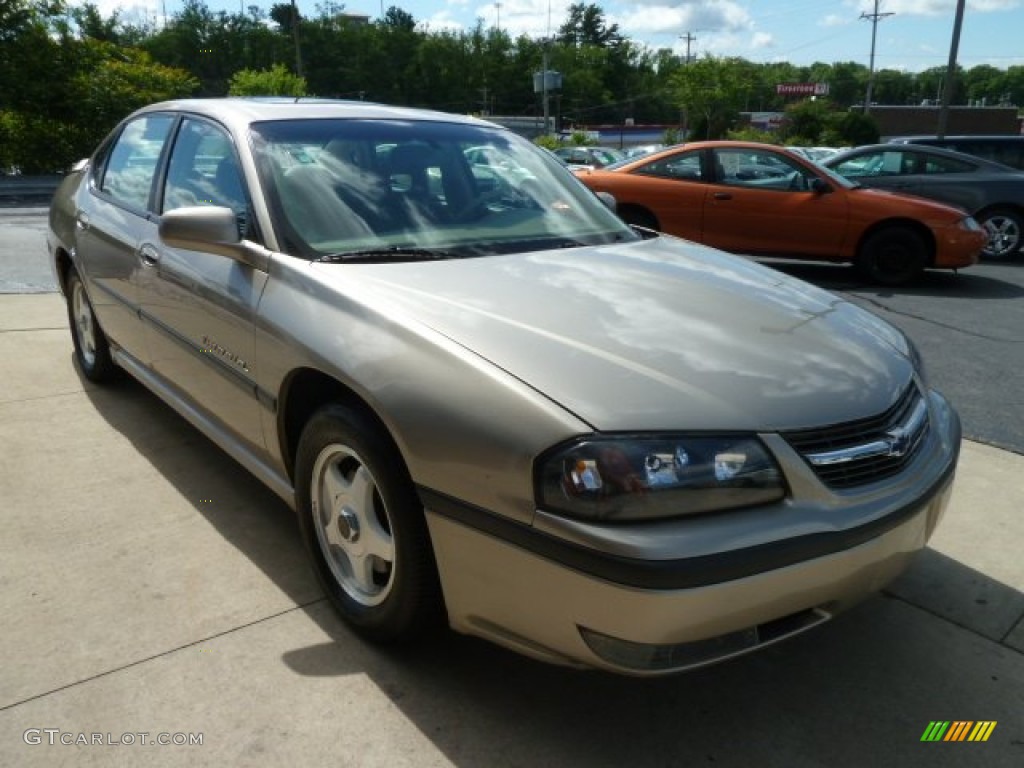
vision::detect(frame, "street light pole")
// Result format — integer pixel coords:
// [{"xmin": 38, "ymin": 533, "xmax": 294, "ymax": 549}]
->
[
  {"xmin": 542, "ymin": 41, "xmax": 550, "ymax": 135},
  {"xmin": 937, "ymin": 0, "xmax": 966, "ymax": 139}
]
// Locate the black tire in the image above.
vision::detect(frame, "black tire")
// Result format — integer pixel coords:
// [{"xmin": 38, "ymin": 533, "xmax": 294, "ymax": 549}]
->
[
  {"xmin": 65, "ymin": 267, "xmax": 119, "ymax": 383},
  {"xmin": 856, "ymin": 227, "xmax": 928, "ymax": 286},
  {"xmin": 295, "ymin": 404, "xmax": 443, "ymax": 643},
  {"xmin": 977, "ymin": 207, "xmax": 1023, "ymax": 261},
  {"xmin": 619, "ymin": 207, "xmax": 658, "ymax": 231}
]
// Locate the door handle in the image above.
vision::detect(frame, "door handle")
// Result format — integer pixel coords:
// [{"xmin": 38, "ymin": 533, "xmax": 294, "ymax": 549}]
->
[
  {"xmin": 139, "ymin": 244, "xmax": 161, "ymax": 267},
  {"xmin": 713, "ymin": 192, "xmax": 733, "ymax": 200},
  {"xmin": 75, "ymin": 213, "xmax": 90, "ymax": 231}
]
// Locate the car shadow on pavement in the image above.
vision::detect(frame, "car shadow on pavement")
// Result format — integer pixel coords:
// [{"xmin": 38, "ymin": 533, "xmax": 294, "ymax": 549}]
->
[
  {"xmin": 758, "ymin": 258, "xmax": 1024, "ymax": 300},
  {"xmin": 281, "ymin": 558, "xmax": 1023, "ymax": 767},
  {"xmin": 75, "ymin": 358, "xmax": 1024, "ymax": 767},
  {"xmin": 76, "ymin": 362, "xmax": 322, "ymax": 609}
]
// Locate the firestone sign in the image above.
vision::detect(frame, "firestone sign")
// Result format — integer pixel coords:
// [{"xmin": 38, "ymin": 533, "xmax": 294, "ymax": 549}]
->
[{"xmin": 776, "ymin": 82, "xmax": 830, "ymax": 96}]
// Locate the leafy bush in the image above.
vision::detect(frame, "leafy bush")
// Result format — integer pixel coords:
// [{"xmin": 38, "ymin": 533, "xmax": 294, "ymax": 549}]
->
[
  {"xmin": 0, "ymin": 112, "xmax": 80, "ymax": 174},
  {"xmin": 726, "ymin": 127, "xmax": 778, "ymax": 144},
  {"xmin": 228, "ymin": 64, "xmax": 307, "ymax": 97}
]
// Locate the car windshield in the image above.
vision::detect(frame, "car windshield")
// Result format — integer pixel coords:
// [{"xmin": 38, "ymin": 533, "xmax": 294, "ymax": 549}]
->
[{"xmin": 250, "ymin": 119, "xmax": 637, "ymax": 260}]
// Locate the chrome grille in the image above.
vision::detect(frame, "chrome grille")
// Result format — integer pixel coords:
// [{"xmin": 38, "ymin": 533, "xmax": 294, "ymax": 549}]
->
[{"xmin": 783, "ymin": 385, "xmax": 930, "ymax": 490}]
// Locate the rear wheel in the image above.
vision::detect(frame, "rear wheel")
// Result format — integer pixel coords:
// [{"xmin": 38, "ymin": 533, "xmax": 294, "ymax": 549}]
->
[
  {"xmin": 295, "ymin": 404, "xmax": 443, "ymax": 642},
  {"xmin": 856, "ymin": 227, "xmax": 928, "ymax": 286},
  {"xmin": 977, "ymin": 208, "xmax": 1022, "ymax": 261},
  {"xmin": 66, "ymin": 267, "xmax": 118, "ymax": 383}
]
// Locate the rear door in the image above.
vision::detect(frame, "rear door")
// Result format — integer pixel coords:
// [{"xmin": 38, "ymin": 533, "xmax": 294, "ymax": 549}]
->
[{"xmin": 76, "ymin": 113, "xmax": 176, "ymax": 361}]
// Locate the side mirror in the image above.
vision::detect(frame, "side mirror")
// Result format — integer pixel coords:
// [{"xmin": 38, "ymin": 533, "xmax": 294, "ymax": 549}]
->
[
  {"xmin": 159, "ymin": 206, "xmax": 268, "ymax": 271},
  {"xmin": 810, "ymin": 178, "xmax": 831, "ymax": 195}
]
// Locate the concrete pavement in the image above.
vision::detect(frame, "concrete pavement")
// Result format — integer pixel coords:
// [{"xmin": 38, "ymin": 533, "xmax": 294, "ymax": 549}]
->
[{"xmin": 0, "ymin": 293, "xmax": 1022, "ymax": 767}]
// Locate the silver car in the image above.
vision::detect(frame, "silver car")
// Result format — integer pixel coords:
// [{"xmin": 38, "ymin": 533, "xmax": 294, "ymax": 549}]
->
[{"xmin": 48, "ymin": 99, "xmax": 960, "ymax": 675}]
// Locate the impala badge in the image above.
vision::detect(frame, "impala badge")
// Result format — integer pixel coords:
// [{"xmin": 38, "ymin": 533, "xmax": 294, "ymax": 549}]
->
[{"xmin": 201, "ymin": 335, "xmax": 249, "ymax": 372}]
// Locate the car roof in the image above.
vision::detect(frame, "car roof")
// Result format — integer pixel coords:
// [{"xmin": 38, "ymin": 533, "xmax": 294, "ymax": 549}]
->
[
  {"xmin": 131, "ymin": 98, "xmax": 500, "ymax": 134},
  {"xmin": 889, "ymin": 134, "xmax": 1024, "ymax": 142},
  {"xmin": 606, "ymin": 140, "xmax": 809, "ymax": 171}
]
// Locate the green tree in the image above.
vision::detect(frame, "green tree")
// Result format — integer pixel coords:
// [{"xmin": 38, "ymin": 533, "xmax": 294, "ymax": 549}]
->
[
  {"xmin": 964, "ymin": 64, "xmax": 1006, "ymax": 105},
  {"xmin": 1004, "ymin": 65, "xmax": 1024, "ymax": 107},
  {"xmin": 558, "ymin": 3, "xmax": 622, "ymax": 48},
  {"xmin": 669, "ymin": 56, "xmax": 749, "ymax": 139},
  {"xmin": 69, "ymin": 41, "xmax": 197, "ymax": 159},
  {"xmin": 780, "ymin": 98, "xmax": 833, "ymax": 143},
  {"xmin": 70, "ymin": 2, "xmax": 122, "ymax": 42},
  {"xmin": 829, "ymin": 110, "xmax": 878, "ymax": 146},
  {"xmin": 229, "ymin": 63, "xmax": 306, "ymax": 96},
  {"xmin": 382, "ymin": 5, "xmax": 415, "ymax": 32}
]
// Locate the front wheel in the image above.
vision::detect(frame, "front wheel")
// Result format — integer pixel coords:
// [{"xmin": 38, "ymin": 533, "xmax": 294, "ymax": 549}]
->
[
  {"xmin": 856, "ymin": 227, "xmax": 928, "ymax": 286},
  {"xmin": 295, "ymin": 404, "xmax": 443, "ymax": 643},
  {"xmin": 977, "ymin": 208, "xmax": 1022, "ymax": 261},
  {"xmin": 65, "ymin": 267, "xmax": 119, "ymax": 383}
]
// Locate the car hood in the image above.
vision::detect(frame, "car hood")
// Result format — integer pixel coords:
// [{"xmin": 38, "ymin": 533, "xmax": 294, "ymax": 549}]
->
[{"xmin": 319, "ymin": 237, "xmax": 915, "ymax": 432}]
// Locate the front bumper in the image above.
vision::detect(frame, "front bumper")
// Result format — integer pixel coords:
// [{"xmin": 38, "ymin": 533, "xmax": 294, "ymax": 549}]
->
[
  {"xmin": 423, "ymin": 390, "xmax": 960, "ymax": 675},
  {"xmin": 933, "ymin": 223, "xmax": 985, "ymax": 269}
]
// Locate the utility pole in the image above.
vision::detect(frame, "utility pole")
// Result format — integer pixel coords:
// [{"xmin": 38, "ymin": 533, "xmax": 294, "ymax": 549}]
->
[
  {"xmin": 937, "ymin": 0, "xmax": 966, "ymax": 139},
  {"xmin": 680, "ymin": 31, "xmax": 697, "ymax": 64},
  {"xmin": 861, "ymin": 0, "xmax": 894, "ymax": 113},
  {"xmin": 495, "ymin": 1, "xmax": 501, "ymax": 30},
  {"xmin": 290, "ymin": 0, "xmax": 304, "ymax": 77},
  {"xmin": 542, "ymin": 40, "xmax": 550, "ymax": 135}
]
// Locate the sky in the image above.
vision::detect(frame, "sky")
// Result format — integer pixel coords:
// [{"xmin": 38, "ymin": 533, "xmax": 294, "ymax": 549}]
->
[{"xmin": 92, "ymin": 0, "xmax": 1024, "ymax": 72}]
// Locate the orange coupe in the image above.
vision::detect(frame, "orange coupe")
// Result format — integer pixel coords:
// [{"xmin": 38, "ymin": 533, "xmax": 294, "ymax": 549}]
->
[{"xmin": 576, "ymin": 141, "xmax": 985, "ymax": 285}]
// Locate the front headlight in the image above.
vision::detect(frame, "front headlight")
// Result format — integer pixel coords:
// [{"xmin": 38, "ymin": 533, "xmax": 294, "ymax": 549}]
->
[
  {"xmin": 959, "ymin": 216, "xmax": 982, "ymax": 232},
  {"xmin": 537, "ymin": 435, "xmax": 785, "ymax": 522}
]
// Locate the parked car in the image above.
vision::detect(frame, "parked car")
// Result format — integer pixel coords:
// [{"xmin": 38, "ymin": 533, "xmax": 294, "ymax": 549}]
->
[
  {"xmin": 576, "ymin": 141, "xmax": 985, "ymax": 285},
  {"xmin": 553, "ymin": 145, "xmax": 625, "ymax": 169},
  {"xmin": 49, "ymin": 100, "xmax": 961, "ymax": 676},
  {"xmin": 824, "ymin": 143, "xmax": 1024, "ymax": 260},
  {"xmin": 888, "ymin": 135, "xmax": 1024, "ymax": 172}
]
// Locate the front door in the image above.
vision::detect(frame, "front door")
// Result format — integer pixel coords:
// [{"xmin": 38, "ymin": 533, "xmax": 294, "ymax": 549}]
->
[
  {"xmin": 702, "ymin": 147, "xmax": 849, "ymax": 258},
  {"xmin": 137, "ymin": 116, "xmax": 267, "ymax": 450}
]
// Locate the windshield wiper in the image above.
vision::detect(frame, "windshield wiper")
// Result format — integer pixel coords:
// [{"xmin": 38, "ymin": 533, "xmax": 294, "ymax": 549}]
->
[{"xmin": 316, "ymin": 246, "xmax": 464, "ymax": 264}]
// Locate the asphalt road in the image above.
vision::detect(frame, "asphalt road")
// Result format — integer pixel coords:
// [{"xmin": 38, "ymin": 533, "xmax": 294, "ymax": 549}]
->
[
  {"xmin": 4, "ymin": 206, "xmax": 1021, "ymax": 454},
  {"xmin": 764, "ymin": 257, "xmax": 1024, "ymax": 455}
]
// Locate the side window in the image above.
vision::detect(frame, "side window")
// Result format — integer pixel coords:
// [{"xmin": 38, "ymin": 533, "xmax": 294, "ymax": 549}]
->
[
  {"xmin": 921, "ymin": 154, "xmax": 974, "ymax": 174},
  {"xmin": 986, "ymin": 144, "xmax": 1024, "ymax": 170},
  {"xmin": 635, "ymin": 152, "xmax": 703, "ymax": 181},
  {"xmin": 163, "ymin": 118, "xmax": 247, "ymax": 218},
  {"xmin": 99, "ymin": 115, "xmax": 174, "ymax": 210},
  {"xmin": 833, "ymin": 152, "xmax": 886, "ymax": 177},
  {"xmin": 714, "ymin": 149, "xmax": 809, "ymax": 190}
]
